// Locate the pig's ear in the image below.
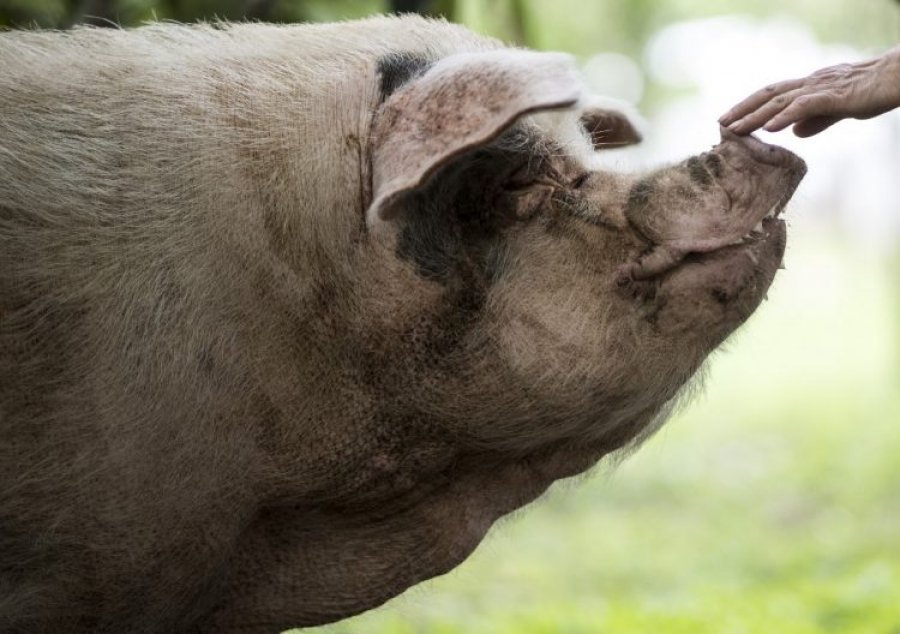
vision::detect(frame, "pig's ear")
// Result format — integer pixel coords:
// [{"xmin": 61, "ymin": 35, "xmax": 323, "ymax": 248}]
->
[
  {"xmin": 579, "ymin": 95, "xmax": 645, "ymax": 150},
  {"xmin": 367, "ymin": 50, "xmax": 583, "ymax": 224}
]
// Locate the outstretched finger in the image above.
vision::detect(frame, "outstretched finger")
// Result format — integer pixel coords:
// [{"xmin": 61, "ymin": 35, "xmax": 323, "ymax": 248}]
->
[
  {"xmin": 763, "ymin": 92, "xmax": 838, "ymax": 132},
  {"xmin": 719, "ymin": 77, "xmax": 806, "ymax": 126},
  {"xmin": 725, "ymin": 86, "xmax": 807, "ymax": 135},
  {"xmin": 791, "ymin": 115, "xmax": 841, "ymax": 137}
]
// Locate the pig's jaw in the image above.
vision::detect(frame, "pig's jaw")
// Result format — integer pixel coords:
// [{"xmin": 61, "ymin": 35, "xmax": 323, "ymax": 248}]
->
[
  {"xmin": 614, "ymin": 208, "xmax": 788, "ymax": 322},
  {"xmin": 616, "ymin": 213, "xmax": 786, "ymax": 336}
]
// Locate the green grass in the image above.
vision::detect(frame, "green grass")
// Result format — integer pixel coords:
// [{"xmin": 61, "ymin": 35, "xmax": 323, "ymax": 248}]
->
[{"xmin": 304, "ymin": 235, "xmax": 900, "ymax": 634}]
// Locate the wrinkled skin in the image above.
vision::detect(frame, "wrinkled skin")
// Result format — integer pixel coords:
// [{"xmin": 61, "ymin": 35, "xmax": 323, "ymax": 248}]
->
[
  {"xmin": 720, "ymin": 43, "xmax": 900, "ymax": 137},
  {"xmin": 0, "ymin": 18, "xmax": 806, "ymax": 634}
]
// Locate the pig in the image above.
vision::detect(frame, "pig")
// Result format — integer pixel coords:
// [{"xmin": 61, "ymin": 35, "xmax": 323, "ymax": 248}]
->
[{"xmin": 0, "ymin": 15, "xmax": 805, "ymax": 634}]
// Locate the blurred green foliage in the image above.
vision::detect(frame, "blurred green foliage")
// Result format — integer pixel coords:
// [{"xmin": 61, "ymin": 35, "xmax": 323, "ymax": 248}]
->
[
  {"xmin": 0, "ymin": 0, "xmax": 390, "ymax": 28},
  {"xmin": 3, "ymin": 0, "xmax": 895, "ymax": 55},
  {"xmin": 2, "ymin": 0, "xmax": 896, "ymax": 114}
]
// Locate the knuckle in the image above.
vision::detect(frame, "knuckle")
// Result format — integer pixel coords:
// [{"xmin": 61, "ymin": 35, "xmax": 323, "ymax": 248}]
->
[
  {"xmin": 792, "ymin": 92, "xmax": 836, "ymax": 114},
  {"xmin": 817, "ymin": 91, "xmax": 840, "ymax": 107}
]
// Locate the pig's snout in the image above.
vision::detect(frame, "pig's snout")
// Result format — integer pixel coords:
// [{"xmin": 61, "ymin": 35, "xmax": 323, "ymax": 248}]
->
[
  {"xmin": 619, "ymin": 126, "xmax": 807, "ymax": 282},
  {"xmin": 719, "ymin": 126, "xmax": 807, "ymax": 176}
]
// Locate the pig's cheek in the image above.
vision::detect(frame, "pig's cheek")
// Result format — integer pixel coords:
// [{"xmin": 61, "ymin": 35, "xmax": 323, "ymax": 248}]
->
[
  {"xmin": 653, "ymin": 292, "xmax": 708, "ymax": 335},
  {"xmin": 719, "ymin": 178, "xmax": 756, "ymax": 220},
  {"xmin": 689, "ymin": 189, "xmax": 733, "ymax": 233}
]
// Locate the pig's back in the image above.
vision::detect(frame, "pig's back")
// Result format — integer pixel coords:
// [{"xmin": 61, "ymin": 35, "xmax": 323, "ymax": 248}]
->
[{"xmin": 0, "ymin": 17, "xmax": 502, "ymax": 633}]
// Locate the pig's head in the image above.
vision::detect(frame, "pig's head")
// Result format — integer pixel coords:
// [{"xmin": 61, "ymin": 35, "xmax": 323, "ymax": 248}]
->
[
  {"xmin": 355, "ymin": 49, "xmax": 805, "ymax": 452},
  {"xmin": 244, "ymin": 48, "xmax": 805, "ymax": 629}
]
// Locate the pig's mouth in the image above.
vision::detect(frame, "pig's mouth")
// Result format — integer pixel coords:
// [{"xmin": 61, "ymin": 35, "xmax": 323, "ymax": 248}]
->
[
  {"xmin": 616, "ymin": 215, "xmax": 789, "ymax": 336},
  {"xmin": 615, "ymin": 130, "xmax": 805, "ymax": 333},
  {"xmin": 620, "ymin": 129, "xmax": 806, "ymax": 283}
]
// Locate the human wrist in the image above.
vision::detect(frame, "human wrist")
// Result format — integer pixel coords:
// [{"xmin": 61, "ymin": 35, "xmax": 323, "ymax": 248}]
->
[{"xmin": 876, "ymin": 45, "xmax": 900, "ymax": 106}]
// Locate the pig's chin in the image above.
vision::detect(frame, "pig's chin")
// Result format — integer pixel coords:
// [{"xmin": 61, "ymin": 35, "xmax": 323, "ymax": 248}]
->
[{"xmin": 648, "ymin": 216, "xmax": 785, "ymax": 338}]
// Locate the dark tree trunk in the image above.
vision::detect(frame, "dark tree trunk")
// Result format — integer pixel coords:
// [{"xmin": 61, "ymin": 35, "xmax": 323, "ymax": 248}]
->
[
  {"xmin": 389, "ymin": 0, "xmax": 455, "ymax": 18},
  {"xmin": 391, "ymin": 0, "xmax": 431, "ymax": 13},
  {"xmin": 244, "ymin": 0, "xmax": 279, "ymax": 20},
  {"xmin": 64, "ymin": 0, "xmax": 119, "ymax": 27}
]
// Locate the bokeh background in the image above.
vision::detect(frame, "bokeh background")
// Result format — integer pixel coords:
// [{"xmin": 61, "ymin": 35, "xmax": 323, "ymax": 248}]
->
[{"xmin": 2, "ymin": 1, "xmax": 898, "ymax": 632}]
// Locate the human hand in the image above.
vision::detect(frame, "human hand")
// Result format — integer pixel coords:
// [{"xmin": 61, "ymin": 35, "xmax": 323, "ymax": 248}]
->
[{"xmin": 719, "ymin": 45, "xmax": 900, "ymax": 137}]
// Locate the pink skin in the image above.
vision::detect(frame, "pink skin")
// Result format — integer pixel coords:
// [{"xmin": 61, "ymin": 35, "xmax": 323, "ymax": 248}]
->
[{"xmin": 720, "ymin": 45, "xmax": 900, "ymax": 137}]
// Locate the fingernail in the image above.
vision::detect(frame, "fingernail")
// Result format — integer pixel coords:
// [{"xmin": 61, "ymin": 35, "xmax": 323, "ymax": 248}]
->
[{"xmin": 728, "ymin": 119, "xmax": 744, "ymax": 132}]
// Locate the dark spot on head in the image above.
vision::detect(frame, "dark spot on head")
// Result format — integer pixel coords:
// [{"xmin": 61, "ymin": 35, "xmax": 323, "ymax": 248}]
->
[
  {"xmin": 687, "ymin": 156, "xmax": 712, "ymax": 188},
  {"xmin": 377, "ymin": 52, "xmax": 432, "ymax": 101},
  {"xmin": 711, "ymin": 288, "xmax": 729, "ymax": 304},
  {"xmin": 395, "ymin": 207, "xmax": 460, "ymax": 283},
  {"xmin": 393, "ymin": 130, "xmax": 541, "ymax": 283}
]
